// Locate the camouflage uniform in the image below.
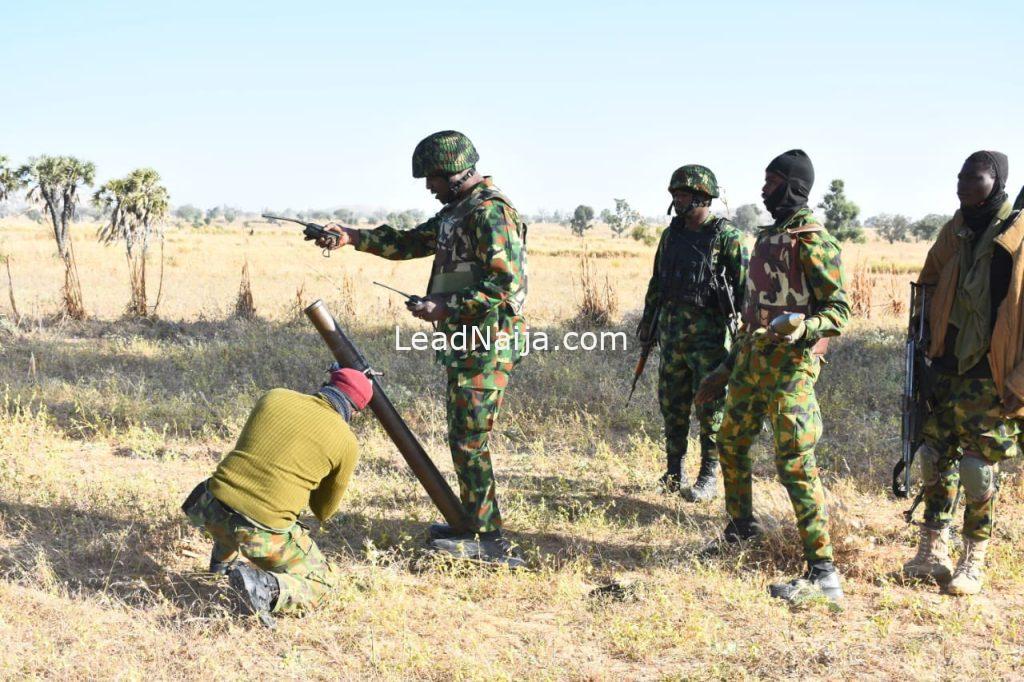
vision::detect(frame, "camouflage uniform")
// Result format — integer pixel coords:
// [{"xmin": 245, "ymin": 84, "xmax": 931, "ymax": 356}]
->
[
  {"xmin": 717, "ymin": 207, "xmax": 849, "ymax": 562},
  {"xmin": 638, "ymin": 214, "xmax": 747, "ymax": 479},
  {"xmin": 356, "ymin": 178, "xmax": 527, "ymax": 533},
  {"xmin": 183, "ymin": 482, "xmax": 337, "ymax": 614},
  {"xmin": 920, "ymin": 374, "xmax": 1020, "ymax": 540}
]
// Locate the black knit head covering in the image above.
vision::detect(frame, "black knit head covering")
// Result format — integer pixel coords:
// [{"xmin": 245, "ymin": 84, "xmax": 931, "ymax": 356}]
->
[
  {"xmin": 764, "ymin": 149, "xmax": 815, "ymax": 222},
  {"xmin": 961, "ymin": 150, "xmax": 1009, "ymax": 230}
]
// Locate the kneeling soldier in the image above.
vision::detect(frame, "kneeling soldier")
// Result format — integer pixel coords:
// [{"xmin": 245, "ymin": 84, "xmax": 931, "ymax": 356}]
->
[
  {"xmin": 182, "ymin": 367, "xmax": 372, "ymax": 626},
  {"xmin": 903, "ymin": 151, "xmax": 1022, "ymax": 596}
]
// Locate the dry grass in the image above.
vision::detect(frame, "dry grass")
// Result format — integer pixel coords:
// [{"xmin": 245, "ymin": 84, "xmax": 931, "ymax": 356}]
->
[{"xmin": 0, "ymin": 219, "xmax": 1022, "ymax": 680}]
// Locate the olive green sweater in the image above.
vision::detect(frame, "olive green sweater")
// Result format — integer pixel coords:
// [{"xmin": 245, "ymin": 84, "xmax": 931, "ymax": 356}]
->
[{"xmin": 208, "ymin": 388, "xmax": 359, "ymax": 529}]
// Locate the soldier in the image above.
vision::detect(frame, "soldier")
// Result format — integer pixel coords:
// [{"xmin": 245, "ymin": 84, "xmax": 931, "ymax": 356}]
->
[
  {"xmin": 696, "ymin": 149, "xmax": 850, "ymax": 604},
  {"xmin": 181, "ymin": 367, "xmax": 373, "ymax": 627},
  {"xmin": 315, "ymin": 131, "xmax": 527, "ymax": 566},
  {"xmin": 903, "ymin": 151, "xmax": 1023, "ymax": 595},
  {"xmin": 637, "ymin": 165, "xmax": 746, "ymax": 501}
]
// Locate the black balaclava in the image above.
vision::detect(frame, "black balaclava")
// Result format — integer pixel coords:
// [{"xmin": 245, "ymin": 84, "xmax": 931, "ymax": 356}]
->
[
  {"xmin": 764, "ymin": 149, "xmax": 815, "ymax": 223},
  {"xmin": 961, "ymin": 150, "xmax": 1009, "ymax": 231}
]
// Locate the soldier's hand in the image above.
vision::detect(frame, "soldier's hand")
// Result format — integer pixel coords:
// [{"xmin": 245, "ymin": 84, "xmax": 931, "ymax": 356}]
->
[
  {"xmin": 407, "ymin": 294, "xmax": 449, "ymax": 322},
  {"xmin": 695, "ymin": 368, "xmax": 729, "ymax": 405},
  {"xmin": 1002, "ymin": 389, "xmax": 1024, "ymax": 415},
  {"xmin": 310, "ymin": 223, "xmax": 358, "ymax": 250},
  {"xmin": 636, "ymin": 320, "xmax": 653, "ymax": 344},
  {"xmin": 766, "ymin": 314, "xmax": 807, "ymax": 345}
]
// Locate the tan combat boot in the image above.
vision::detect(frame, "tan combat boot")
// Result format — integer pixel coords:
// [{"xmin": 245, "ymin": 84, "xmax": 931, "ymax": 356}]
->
[
  {"xmin": 946, "ymin": 538, "xmax": 989, "ymax": 596},
  {"xmin": 902, "ymin": 525, "xmax": 953, "ymax": 583}
]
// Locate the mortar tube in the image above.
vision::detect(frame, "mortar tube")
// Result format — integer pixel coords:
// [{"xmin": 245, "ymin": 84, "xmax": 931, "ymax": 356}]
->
[{"xmin": 304, "ymin": 299, "xmax": 473, "ymax": 533}]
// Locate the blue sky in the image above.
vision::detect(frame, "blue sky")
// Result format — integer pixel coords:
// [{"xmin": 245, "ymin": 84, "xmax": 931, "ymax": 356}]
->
[{"xmin": 1, "ymin": 1, "xmax": 1021, "ymax": 220}]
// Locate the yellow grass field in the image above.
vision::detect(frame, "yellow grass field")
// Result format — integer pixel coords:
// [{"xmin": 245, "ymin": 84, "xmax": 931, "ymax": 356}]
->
[{"xmin": 0, "ymin": 218, "xmax": 1020, "ymax": 680}]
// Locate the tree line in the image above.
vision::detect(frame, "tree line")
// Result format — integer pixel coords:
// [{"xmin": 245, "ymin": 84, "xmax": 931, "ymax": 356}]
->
[{"xmin": 537, "ymin": 179, "xmax": 951, "ymax": 245}]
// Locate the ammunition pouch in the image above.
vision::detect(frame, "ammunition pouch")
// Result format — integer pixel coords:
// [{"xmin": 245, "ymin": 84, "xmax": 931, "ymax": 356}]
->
[{"xmin": 427, "ymin": 265, "xmax": 484, "ymax": 296}]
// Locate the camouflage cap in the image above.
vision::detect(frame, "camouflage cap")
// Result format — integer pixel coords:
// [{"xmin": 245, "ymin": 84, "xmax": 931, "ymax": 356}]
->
[
  {"xmin": 411, "ymin": 131, "xmax": 479, "ymax": 178},
  {"xmin": 668, "ymin": 165, "xmax": 719, "ymax": 198}
]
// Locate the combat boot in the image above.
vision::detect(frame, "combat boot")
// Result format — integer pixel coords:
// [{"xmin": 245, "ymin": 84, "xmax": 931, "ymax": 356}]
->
[
  {"xmin": 682, "ymin": 456, "xmax": 719, "ymax": 502},
  {"xmin": 429, "ymin": 530, "xmax": 526, "ymax": 570},
  {"xmin": 227, "ymin": 563, "xmax": 280, "ymax": 628},
  {"xmin": 945, "ymin": 538, "xmax": 989, "ymax": 596},
  {"xmin": 699, "ymin": 516, "xmax": 764, "ymax": 557},
  {"xmin": 427, "ymin": 523, "xmax": 461, "ymax": 540},
  {"xmin": 902, "ymin": 525, "xmax": 953, "ymax": 583},
  {"xmin": 658, "ymin": 456, "xmax": 683, "ymax": 493},
  {"xmin": 769, "ymin": 560, "xmax": 844, "ymax": 605}
]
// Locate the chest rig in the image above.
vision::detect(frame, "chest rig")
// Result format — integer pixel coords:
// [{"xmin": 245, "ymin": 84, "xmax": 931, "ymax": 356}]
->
[
  {"xmin": 742, "ymin": 221, "xmax": 830, "ymax": 354},
  {"xmin": 658, "ymin": 218, "xmax": 724, "ymax": 308},
  {"xmin": 427, "ymin": 185, "xmax": 528, "ymax": 314}
]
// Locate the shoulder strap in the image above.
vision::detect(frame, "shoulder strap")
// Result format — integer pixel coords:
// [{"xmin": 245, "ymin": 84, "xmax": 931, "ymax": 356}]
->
[{"xmin": 787, "ymin": 222, "xmax": 824, "ymax": 236}]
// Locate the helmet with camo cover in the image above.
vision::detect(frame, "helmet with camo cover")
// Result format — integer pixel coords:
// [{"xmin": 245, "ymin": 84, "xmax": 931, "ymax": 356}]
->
[
  {"xmin": 411, "ymin": 131, "xmax": 479, "ymax": 178},
  {"xmin": 668, "ymin": 164, "xmax": 720, "ymax": 198}
]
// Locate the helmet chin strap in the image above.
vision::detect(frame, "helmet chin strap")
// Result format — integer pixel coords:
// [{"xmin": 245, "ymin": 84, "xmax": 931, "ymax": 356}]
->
[
  {"xmin": 447, "ymin": 167, "xmax": 477, "ymax": 197},
  {"xmin": 667, "ymin": 195, "xmax": 707, "ymax": 217}
]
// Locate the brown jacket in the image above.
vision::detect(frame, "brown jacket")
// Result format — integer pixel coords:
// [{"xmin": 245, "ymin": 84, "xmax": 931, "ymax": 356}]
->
[{"xmin": 917, "ymin": 202, "xmax": 1024, "ymax": 414}]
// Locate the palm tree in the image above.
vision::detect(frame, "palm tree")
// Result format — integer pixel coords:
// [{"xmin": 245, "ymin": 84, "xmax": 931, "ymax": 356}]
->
[
  {"xmin": 93, "ymin": 168, "xmax": 169, "ymax": 317},
  {"xmin": 19, "ymin": 155, "xmax": 96, "ymax": 319},
  {"xmin": 0, "ymin": 155, "xmax": 25, "ymax": 204}
]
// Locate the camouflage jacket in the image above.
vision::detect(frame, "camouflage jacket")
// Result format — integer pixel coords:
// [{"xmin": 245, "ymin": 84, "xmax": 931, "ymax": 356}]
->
[
  {"xmin": 639, "ymin": 214, "xmax": 747, "ymax": 339},
  {"xmin": 727, "ymin": 207, "xmax": 849, "ymax": 363},
  {"xmin": 355, "ymin": 178, "xmax": 527, "ymax": 372}
]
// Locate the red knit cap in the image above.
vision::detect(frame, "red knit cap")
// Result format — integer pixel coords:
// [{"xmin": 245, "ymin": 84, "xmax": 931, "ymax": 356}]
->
[{"xmin": 329, "ymin": 368, "xmax": 373, "ymax": 410}]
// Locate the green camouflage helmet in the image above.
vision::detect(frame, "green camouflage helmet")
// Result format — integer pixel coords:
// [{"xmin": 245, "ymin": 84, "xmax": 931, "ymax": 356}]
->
[
  {"xmin": 411, "ymin": 130, "xmax": 479, "ymax": 178},
  {"xmin": 668, "ymin": 164, "xmax": 719, "ymax": 198}
]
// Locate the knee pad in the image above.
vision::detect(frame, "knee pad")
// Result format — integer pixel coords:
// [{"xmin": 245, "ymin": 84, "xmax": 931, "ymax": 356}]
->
[
  {"xmin": 916, "ymin": 442, "xmax": 942, "ymax": 487},
  {"xmin": 960, "ymin": 453, "xmax": 997, "ymax": 504}
]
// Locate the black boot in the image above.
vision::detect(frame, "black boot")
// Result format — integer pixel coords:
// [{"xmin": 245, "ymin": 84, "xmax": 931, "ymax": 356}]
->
[
  {"xmin": 682, "ymin": 456, "xmax": 720, "ymax": 502},
  {"xmin": 769, "ymin": 560, "xmax": 844, "ymax": 605},
  {"xmin": 227, "ymin": 563, "xmax": 280, "ymax": 628},
  {"xmin": 429, "ymin": 530, "xmax": 526, "ymax": 570},
  {"xmin": 658, "ymin": 455, "xmax": 683, "ymax": 493},
  {"xmin": 427, "ymin": 523, "xmax": 462, "ymax": 540},
  {"xmin": 700, "ymin": 516, "xmax": 764, "ymax": 557}
]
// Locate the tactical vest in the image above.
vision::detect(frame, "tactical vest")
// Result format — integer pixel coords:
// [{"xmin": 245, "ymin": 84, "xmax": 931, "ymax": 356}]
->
[
  {"xmin": 427, "ymin": 185, "xmax": 528, "ymax": 314},
  {"xmin": 742, "ymin": 222, "xmax": 830, "ymax": 354},
  {"xmin": 658, "ymin": 218, "xmax": 724, "ymax": 308}
]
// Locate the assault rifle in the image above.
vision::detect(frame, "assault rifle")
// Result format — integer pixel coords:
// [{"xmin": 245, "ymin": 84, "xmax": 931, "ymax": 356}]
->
[
  {"xmin": 694, "ymin": 245, "xmax": 741, "ymax": 337},
  {"xmin": 627, "ymin": 304, "xmax": 659, "ymax": 404},
  {"xmin": 893, "ymin": 282, "xmax": 930, "ymax": 501},
  {"xmin": 262, "ymin": 213, "xmax": 340, "ymax": 255}
]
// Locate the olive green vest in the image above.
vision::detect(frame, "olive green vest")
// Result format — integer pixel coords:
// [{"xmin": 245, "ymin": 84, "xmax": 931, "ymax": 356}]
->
[{"xmin": 427, "ymin": 186, "xmax": 528, "ymax": 314}]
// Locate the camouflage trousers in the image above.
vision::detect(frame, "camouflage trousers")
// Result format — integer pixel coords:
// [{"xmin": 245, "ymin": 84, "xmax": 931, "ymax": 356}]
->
[
  {"xmin": 718, "ymin": 335, "xmax": 832, "ymax": 562},
  {"xmin": 447, "ymin": 365, "xmax": 513, "ymax": 533},
  {"xmin": 921, "ymin": 373, "xmax": 1020, "ymax": 541},
  {"xmin": 657, "ymin": 316, "xmax": 728, "ymax": 471},
  {"xmin": 182, "ymin": 481, "xmax": 337, "ymax": 614}
]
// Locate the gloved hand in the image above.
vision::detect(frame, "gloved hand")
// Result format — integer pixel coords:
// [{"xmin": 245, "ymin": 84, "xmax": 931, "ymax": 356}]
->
[{"xmin": 406, "ymin": 294, "xmax": 449, "ymax": 322}]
